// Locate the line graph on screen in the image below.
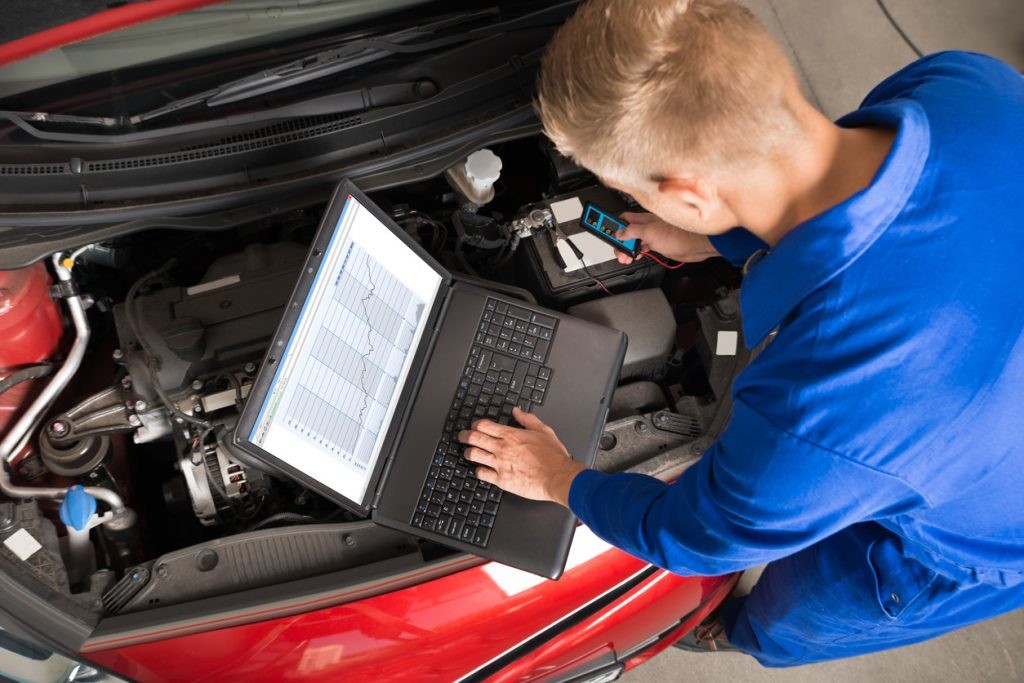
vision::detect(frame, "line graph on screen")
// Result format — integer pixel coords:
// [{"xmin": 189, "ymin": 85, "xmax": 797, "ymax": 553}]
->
[{"xmin": 282, "ymin": 241, "xmax": 424, "ymax": 470}]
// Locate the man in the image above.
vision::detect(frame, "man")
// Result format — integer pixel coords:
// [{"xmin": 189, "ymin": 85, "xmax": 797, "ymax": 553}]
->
[{"xmin": 458, "ymin": 0, "xmax": 1024, "ymax": 668}]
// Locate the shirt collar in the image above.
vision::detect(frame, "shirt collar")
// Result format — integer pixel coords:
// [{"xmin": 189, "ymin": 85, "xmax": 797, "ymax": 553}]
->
[{"xmin": 739, "ymin": 100, "xmax": 931, "ymax": 346}]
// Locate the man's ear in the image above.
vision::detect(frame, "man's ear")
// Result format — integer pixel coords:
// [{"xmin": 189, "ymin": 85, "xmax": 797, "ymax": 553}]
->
[{"xmin": 656, "ymin": 176, "xmax": 718, "ymax": 223}]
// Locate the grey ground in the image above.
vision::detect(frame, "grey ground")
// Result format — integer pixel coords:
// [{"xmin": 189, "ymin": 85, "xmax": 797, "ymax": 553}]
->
[{"xmin": 625, "ymin": 1, "xmax": 1024, "ymax": 681}]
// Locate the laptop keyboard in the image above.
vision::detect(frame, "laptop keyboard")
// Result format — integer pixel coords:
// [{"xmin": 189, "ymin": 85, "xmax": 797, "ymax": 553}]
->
[{"xmin": 411, "ymin": 297, "xmax": 557, "ymax": 547}]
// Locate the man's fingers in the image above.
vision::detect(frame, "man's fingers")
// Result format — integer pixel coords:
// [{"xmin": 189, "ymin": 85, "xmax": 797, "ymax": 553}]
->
[
  {"xmin": 615, "ymin": 224, "xmax": 641, "ymax": 241},
  {"xmin": 615, "ymin": 252, "xmax": 635, "ymax": 265},
  {"xmin": 458, "ymin": 429, "xmax": 502, "ymax": 452},
  {"xmin": 620, "ymin": 211, "xmax": 653, "ymax": 224},
  {"xmin": 463, "ymin": 445, "xmax": 497, "ymax": 466},
  {"xmin": 470, "ymin": 418, "xmax": 510, "ymax": 438},
  {"xmin": 474, "ymin": 465, "xmax": 499, "ymax": 486},
  {"xmin": 513, "ymin": 406, "xmax": 555, "ymax": 435}
]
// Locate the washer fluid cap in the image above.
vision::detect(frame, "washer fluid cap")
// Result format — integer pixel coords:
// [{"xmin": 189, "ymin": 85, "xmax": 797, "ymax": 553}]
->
[
  {"xmin": 59, "ymin": 485, "xmax": 97, "ymax": 531},
  {"xmin": 464, "ymin": 149, "xmax": 502, "ymax": 196}
]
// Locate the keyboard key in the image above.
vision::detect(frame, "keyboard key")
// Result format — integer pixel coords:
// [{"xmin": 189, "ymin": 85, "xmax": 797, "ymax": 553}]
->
[
  {"xmin": 448, "ymin": 518, "xmax": 464, "ymax": 538},
  {"xmin": 492, "ymin": 314, "xmax": 506, "ymax": 326},
  {"xmin": 508, "ymin": 343, "xmax": 520, "ymax": 354},
  {"xmin": 496, "ymin": 338, "xmax": 509, "ymax": 350},
  {"xmin": 487, "ymin": 323, "xmax": 502, "ymax": 336},
  {"xmin": 517, "ymin": 398, "xmax": 532, "ymax": 412},
  {"xmin": 531, "ymin": 312, "xmax": 557, "ymax": 328},
  {"xmin": 534, "ymin": 339, "xmax": 550, "ymax": 360},
  {"xmin": 473, "ymin": 528, "xmax": 492, "ymax": 547},
  {"xmin": 470, "ymin": 499, "xmax": 485, "ymax": 514},
  {"xmin": 524, "ymin": 376, "xmax": 536, "ymax": 389},
  {"xmin": 495, "ymin": 301, "xmax": 508, "ymax": 314},
  {"xmin": 413, "ymin": 513, "xmax": 425, "ymax": 527},
  {"xmin": 522, "ymin": 336, "xmax": 536, "ymax": 349},
  {"xmin": 486, "ymin": 299, "xmax": 496, "ymax": 311},
  {"xmin": 490, "ymin": 354, "xmax": 516, "ymax": 372},
  {"xmin": 480, "ymin": 514, "xmax": 495, "ymax": 528},
  {"xmin": 527, "ymin": 324, "xmax": 541, "ymax": 336},
  {"xmin": 508, "ymin": 304, "xmax": 530, "ymax": 321},
  {"xmin": 538, "ymin": 327, "xmax": 552, "ymax": 341},
  {"xmin": 520, "ymin": 347, "xmax": 533, "ymax": 360},
  {"xmin": 429, "ymin": 491, "xmax": 445, "ymax": 505},
  {"xmin": 532, "ymin": 389, "xmax": 545, "ymax": 403},
  {"xmin": 477, "ymin": 349, "xmax": 492, "ymax": 371},
  {"xmin": 512, "ymin": 331, "xmax": 525, "ymax": 344},
  {"xmin": 487, "ymin": 488, "xmax": 502, "ymax": 502},
  {"xmin": 460, "ymin": 525, "xmax": 475, "ymax": 542},
  {"xmin": 484, "ymin": 335, "xmax": 497, "ymax": 347},
  {"xmin": 511, "ymin": 362, "xmax": 528, "ymax": 392},
  {"xmin": 514, "ymin": 320, "xmax": 528, "ymax": 333},
  {"xmin": 538, "ymin": 367, "xmax": 552, "ymax": 380},
  {"xmin": 502, "ymin": 317, "xmax": 516, "ymax": 330},
  {"xmin": 535, "ymin": 379, "xmax": 548, "ymax": 391}
]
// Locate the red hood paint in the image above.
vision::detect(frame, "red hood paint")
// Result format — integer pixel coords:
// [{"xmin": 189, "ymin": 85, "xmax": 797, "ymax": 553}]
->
[{"xmin": 0, "ymin": 0, "xmax": 230, "ymax": 68}]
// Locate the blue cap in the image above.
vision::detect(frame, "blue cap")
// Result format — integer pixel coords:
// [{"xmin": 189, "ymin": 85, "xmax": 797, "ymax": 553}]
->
[{"xmin": 59, "ymin": 485, "xmax": 97, "ymax": 531}]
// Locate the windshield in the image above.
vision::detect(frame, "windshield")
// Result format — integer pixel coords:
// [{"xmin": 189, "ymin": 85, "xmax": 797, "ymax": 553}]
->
[{"xmin": 0, "ymin": 0, "xmax": 435, "ymax": 98}]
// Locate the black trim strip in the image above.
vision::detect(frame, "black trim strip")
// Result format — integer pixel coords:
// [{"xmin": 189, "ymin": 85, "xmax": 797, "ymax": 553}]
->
[{"xmin": 460, "ymin": 565, "xmax": 659, "ymax": 683}]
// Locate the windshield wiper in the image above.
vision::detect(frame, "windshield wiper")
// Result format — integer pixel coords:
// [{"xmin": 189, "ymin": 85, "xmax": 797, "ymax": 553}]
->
[
  {"xmin": 0, "ymin": 80, "xmax": 437, "ymax": 144},
  {"xmin": 0, "ymin": 2, "xmax": 576, "ymax": 144}
]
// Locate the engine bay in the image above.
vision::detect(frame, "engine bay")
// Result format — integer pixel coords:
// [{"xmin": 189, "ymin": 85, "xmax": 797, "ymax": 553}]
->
[{"xmin": 0, "ymin": 135, "xmax": 746, "ymax": 618}]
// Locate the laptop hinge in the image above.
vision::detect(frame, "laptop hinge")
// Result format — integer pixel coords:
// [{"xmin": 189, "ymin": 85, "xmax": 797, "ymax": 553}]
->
[{"xmin": 371, "ymin": 282, "xmax": 457, "ymax": 509}]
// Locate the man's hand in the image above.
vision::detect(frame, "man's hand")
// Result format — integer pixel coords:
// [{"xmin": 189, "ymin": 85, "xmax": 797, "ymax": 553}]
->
[
  {"xmin": 615, "ymin": 211, "xmax": 720, "ymax": 265},
  {"xmin": 458, "ymin": 407, "xmax": 585, "ymax": 508}
]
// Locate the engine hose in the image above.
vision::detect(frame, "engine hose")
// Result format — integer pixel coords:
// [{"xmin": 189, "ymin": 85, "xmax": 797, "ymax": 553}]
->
[
  {"xmin": 0, "ymin": 252, "xmax": 127, "ymax": 515},
  {"xmin": 0, "ymin": 364, "xmax": 53, "ymax": 396}
]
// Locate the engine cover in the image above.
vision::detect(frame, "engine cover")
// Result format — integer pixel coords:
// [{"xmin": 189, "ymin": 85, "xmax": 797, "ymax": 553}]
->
[{"xmin": 113, "ymin": 242, "xmax": 306, "ymax": 400}]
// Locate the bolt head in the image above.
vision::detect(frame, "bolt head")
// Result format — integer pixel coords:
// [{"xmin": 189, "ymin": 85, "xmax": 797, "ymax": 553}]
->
[
  {"xmin": 112, "ymin": 349, "xmax": 124, "ymax": 360},
  {"xmin": 191, "ymin": 379, "xmax": 204, "ymax": 391},
  {"xmin": 134, "ymin": 399, "xmax": 147, "ymax": 412},
  {"xmin": 49, "ymin": 420, "xmax": 69, "ymax": 436},
  {"xmin": 244, "ymin": 362, "xmax": 257, "ymax": 374}
]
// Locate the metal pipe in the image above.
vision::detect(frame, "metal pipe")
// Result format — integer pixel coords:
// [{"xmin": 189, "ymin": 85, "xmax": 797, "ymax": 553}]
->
[{"xmin": 0, "ymin": 252, "xmax": 126, "ymax": 514}]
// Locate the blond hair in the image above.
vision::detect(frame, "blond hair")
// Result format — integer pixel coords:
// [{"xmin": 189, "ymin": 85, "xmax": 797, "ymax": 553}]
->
[{"xmin": 536, "ymin": 0, "xmax": 801, "ymax": 186}]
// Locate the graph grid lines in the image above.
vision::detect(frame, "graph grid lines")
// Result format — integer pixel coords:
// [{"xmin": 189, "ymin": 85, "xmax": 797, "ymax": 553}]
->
[{"xmin": 282, "ymin": 242, "xmax": 424, "ymax": 470}]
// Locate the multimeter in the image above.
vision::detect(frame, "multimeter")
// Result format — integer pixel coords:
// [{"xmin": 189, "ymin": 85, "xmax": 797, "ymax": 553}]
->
[{"xmin": 579, "ymin": 202, "xmax": 640, "ymax": 258}]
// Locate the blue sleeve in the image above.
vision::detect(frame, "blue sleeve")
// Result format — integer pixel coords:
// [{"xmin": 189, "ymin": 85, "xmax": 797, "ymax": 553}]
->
[
  {"xmin": 568, "ymin": 398, "xmax": 927, "ymax": 575},
  {"xmin": 709, "ymin": 228, "xmax": 768, "ymax": 268}
]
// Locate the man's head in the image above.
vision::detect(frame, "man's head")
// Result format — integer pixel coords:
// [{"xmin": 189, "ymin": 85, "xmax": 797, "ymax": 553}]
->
[{"xmin": 536, "ymin": 0, "xmax": 807, "ymax": 235}]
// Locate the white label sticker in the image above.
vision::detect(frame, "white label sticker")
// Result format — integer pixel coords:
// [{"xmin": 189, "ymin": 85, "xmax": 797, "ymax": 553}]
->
[
  {"xmin": 185, "ymin": 274, "xmax": 241, "ymax": 297},
  {"xmin": 3, "ymin": 528, "xmax": 42, "ymax": 562},
  {"xmin": 549, "ymin": 197, "xmax": 584, "ymax": 225},
  {"xmin": 716, "ymin": 330, "xmax": 738, "ymax": 356}
]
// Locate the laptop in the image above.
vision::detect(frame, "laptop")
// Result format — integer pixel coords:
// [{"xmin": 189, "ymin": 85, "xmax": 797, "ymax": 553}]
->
[{"xmin": 234, "ymin": 179, "xmax": 626, "ymax": 579}]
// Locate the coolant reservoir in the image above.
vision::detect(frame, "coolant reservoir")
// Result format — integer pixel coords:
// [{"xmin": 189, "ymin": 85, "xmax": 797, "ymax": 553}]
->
[{"xmin": 445, "ymin": 148, "xmax": 502, "ymax": 209}]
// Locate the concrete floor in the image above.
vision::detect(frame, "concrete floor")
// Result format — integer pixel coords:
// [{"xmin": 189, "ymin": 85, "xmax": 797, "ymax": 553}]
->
[
  {"xmin": 624, "ymin": 607, "xmax": 1024, "ymax": 682},
  {"xmin": 624, "ymin": 1, "xmax": 1024, "ymax": 681}
]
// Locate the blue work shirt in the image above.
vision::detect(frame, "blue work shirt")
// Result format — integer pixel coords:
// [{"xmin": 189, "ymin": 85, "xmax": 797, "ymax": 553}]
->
[{"xmin": 569, "ymin": 52, "xmax": 1024, "ymax": 595}]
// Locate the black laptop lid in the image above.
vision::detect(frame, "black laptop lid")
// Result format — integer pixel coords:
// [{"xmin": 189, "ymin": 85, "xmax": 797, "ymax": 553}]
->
[{"xmin": 235, "ymin": 179, "xmax": 451, "ymax": 514}]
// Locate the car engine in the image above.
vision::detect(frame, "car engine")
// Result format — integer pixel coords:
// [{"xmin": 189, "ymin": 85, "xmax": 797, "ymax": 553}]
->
[{"xmin": 0, "ymin": 137, "xmax": 744, "ymax": 614}]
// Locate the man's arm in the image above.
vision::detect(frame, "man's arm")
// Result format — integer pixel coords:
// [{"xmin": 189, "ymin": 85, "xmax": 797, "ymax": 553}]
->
[{"xmin": 461, "ymin": 400, "xmax": 926, "ymax": 575}]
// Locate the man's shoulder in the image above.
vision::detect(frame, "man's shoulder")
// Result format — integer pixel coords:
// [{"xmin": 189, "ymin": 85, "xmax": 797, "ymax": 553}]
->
[{"xmin": 862, "ymin": 51, "xmax": 1022, "ymax": 109}]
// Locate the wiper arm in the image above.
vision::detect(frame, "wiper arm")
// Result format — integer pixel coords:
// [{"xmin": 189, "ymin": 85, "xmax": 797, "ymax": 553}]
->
[
  {"xmin": 138, "ymin": 8, "xmax": 502, "ymax": 123},
  {"xmin": 0, "ymin": 2, "xmax": 577, "ymax": 143},
  {"xmin": 115, "ymin": 2, "xmax": 572, "ymax": 126},
  {"xmin": 0, "ymin": 81, "xmax": 437, "ymax": 144}
]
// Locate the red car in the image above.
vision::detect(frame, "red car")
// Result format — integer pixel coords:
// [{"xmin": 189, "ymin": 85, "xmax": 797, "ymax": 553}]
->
[{"xmin": 0, "ymin": 2, "xmax": 741, "ymax": 680}]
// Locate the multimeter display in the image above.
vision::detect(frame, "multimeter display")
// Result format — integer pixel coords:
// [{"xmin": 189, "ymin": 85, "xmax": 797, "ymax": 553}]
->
[{"xmin": 580, "ymin": 203, "xmax": 640, "ymax": 257}]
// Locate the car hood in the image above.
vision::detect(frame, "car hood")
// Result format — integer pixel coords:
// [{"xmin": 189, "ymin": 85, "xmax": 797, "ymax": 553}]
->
[{"xmin": 1, "ymin": 0, "xmax": 230, "ymax": 67}]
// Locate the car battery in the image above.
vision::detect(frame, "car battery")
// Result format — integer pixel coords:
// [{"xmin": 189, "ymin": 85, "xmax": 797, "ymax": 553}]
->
[{"xmin": 517, "ymin": 186, "xmax": 663, "ymax": 308}]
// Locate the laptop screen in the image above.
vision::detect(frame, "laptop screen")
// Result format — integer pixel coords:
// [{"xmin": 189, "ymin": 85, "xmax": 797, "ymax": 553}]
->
[{"xmin": 248, "ymin": 192, "xmax": 444, "ymax": 504}]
